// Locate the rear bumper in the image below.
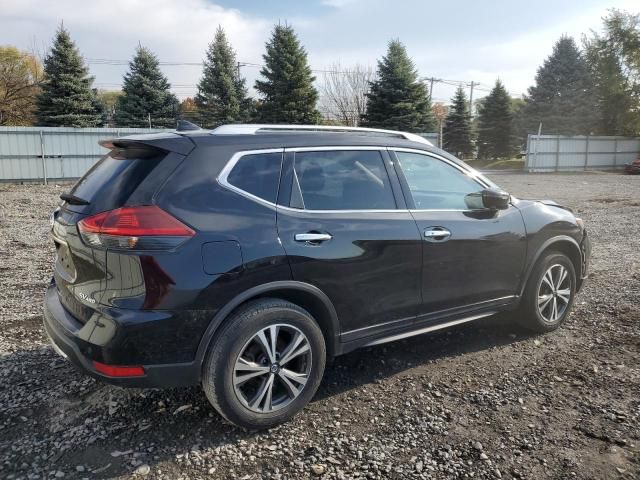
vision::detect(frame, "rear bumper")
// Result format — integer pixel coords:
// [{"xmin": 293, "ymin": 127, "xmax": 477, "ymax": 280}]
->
[{"xmin": 43, "ymin": 282, "xmax": 199, "ymax": 388}]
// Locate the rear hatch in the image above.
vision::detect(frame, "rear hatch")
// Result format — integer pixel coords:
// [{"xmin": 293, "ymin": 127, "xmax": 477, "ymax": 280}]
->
[{"xmin": 51, "ymin": 134, "xmax": 192, "ymax": 323}]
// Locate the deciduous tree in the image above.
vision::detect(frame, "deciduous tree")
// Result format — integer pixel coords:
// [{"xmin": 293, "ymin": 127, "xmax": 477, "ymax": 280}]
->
[
  {"xmin": 0, "ymin": 46, "xmax": 42, "ymax": 125},
  {"xmin": 320, "ymin": 63, "xmax": 373, "ymax": 126}
]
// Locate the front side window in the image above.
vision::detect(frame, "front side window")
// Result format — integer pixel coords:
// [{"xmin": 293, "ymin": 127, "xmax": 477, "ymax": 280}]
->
[
  {"xmin": 395, "ymin": 151, "xmax": 484, "ymax": 210},
  {"xmin": 226, "ymin": 152, "xmax": 282, "ymax": 203},
  {"xmin": 292, "ymin": 150, "xmax": 396, "ymax": 210}
]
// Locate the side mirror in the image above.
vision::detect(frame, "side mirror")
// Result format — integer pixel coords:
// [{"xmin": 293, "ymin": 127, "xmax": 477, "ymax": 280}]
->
[
  {"xmin": 482, "ymin": 189, "xmax": 510, "ymax": 210},
  {"xmin": 465, "ymin": 189, "xmax": 510, "ymax": 211}
]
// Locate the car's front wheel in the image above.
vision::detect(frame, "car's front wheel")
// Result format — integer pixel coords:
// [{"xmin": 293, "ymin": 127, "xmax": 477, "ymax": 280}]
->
[
  {"xmin": 518, "ymin": 251, "xmax": 576, "ymax": 332},
  {"xmin": 203, "ymin": 298, "xmax": 326, "ymax": 430}
]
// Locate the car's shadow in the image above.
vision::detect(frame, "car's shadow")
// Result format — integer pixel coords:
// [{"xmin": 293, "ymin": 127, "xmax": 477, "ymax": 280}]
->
[
  {"xmin": 316, "ymin": 313, "xmax": 534, "ymax": 401},
  {"xmin": 1, "ymin": 313, "xmax": 535, "ymax": 478}
]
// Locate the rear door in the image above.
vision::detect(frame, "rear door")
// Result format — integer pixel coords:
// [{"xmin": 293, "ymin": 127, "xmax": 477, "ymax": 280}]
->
[
  {"xmin": 391, "ymin": 148, "xmax": 526, "ymax": 315},
  {"xmin": 276, "ymin": 147, "xmax": 423, "ymax": 341}
]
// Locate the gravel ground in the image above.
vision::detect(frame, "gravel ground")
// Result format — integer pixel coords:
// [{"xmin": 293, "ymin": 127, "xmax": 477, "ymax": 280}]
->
[{"xmin": 0, "ymin": 172, "xmax": 638, "ymax": 480}]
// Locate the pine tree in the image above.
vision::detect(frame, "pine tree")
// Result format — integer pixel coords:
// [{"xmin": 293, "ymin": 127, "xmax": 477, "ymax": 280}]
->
[
  {"xmin": 115, "ymin": 46, "xmax": 179, "ymax": 128},
  {"xmin": 584, "ymin": 10, "xmax": 640, "ymax": 135},
  {"xmin": 523, "ymin": 36, "xmax": 596, "ymax": 135},
  {"xmin": 476, "ymin": 80, "xmax": 515, "ymax": 160},
  {"xmin": 195, "ymin": 27, "xmax": 250, "ymax": 128},
  {"xmin": 361, "ymin": 40, "xmax": 435, "ymax": 132},
  {"xmin": 443, "ymin": 87, "xmax": 473, "ymax": 158},
  {"xmin": 254, "ymin": 24, "xmax": 319, "ymax": 124},
  {"xmin": 36, "ymin": 26, "xmax": 102, "ymax": 127}
]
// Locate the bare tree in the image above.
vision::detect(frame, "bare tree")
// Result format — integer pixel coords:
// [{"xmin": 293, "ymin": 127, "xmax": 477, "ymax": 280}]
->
[{"xmin": 319, "ymin": 62, "xmax": 374, "ymax": 126}]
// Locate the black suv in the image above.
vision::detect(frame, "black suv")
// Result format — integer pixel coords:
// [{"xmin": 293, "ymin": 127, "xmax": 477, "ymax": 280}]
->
[{"xmin": 44, "ymin": 125, "xmax": 591, "ymax": 429}]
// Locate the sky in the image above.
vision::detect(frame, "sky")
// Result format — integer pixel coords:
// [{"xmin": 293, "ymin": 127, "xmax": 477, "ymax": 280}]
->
[{"xmin": 1, "ymin": 0, "xmax": 638, "ymax": 106}]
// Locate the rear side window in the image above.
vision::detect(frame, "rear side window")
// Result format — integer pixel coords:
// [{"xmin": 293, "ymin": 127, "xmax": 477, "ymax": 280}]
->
[
  {"xmin": 226, "ymin": 152, "xmax": 282, "ymax": 203},
  {"xmin": 292, "ymin": 150, "xmax": 396, "ymax": 210}
]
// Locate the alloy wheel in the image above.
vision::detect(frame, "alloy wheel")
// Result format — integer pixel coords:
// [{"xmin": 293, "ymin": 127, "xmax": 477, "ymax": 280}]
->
[
  {"xmin": 537, "ymin": 264, "xmax": 572, "ymax": 323},
  {"xmin": 233, "ymin": 324, "xmax": 312, "ymax": 413}
]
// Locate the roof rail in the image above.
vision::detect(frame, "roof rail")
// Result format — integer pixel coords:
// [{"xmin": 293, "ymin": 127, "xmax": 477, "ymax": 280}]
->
[{"xmin": 211, "ymin": 124, "xmax": 433, "ymax": 146}]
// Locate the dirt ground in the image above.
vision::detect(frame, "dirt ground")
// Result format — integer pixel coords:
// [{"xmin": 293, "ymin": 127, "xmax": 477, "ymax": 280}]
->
[{"xmin": 0, "ymin": 172, "xmax": 638, "ymax": 480}]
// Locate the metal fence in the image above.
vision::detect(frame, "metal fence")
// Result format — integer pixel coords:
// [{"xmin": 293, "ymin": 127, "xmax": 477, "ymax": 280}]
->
[
  {"xmin": 525, "ymin": 134, "xmax": 640, "ymax": 172},
  {"xmin": 418, "ymin": 132, "xmax": 439, "ymax": 147},
  {"xmin": 0, "ymin": 127, "xmax": 440, "ymax": 183},
  {"xmin": 0, "ymin": 127, "xmax": 166, "ymax": 182}
]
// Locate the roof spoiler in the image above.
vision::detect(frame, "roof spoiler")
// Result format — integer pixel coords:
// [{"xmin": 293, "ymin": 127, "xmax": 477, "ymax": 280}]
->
[{"xmin": 99, "ymin": 133, "xmax": 194, "ymax": 156}]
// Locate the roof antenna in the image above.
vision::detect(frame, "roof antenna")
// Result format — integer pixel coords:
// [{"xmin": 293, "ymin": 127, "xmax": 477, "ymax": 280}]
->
[{"xmin": 176, "ymin": 120, "xmax": 202, "ymax": 132}]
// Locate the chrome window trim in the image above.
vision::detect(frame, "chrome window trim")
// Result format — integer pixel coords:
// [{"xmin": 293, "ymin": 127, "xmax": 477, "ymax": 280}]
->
[
  {"xmin": 216, "ymin": 148, "xmax": 284, "ymax": 210},
  {"xmin": 278, "ymin": 205, "xmax": 404, "ymax": 214},
  {"xmin": 217, "ymin": 146, "xmax": 492, "ymax": 215},
  {"xmin": 286, "ymin": 145, "xmax": 385, "ymax": 152}
]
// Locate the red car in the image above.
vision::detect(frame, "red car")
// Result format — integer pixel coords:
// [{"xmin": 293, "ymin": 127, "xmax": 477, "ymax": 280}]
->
[{"xmin": 625, "ymin": 157, "xmax": 640, "ymax": 174}]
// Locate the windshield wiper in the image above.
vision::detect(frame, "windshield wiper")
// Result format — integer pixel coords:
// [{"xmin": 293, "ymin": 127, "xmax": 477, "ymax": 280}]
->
[{"xmin": 60, "ymin": 193, "xmax": 90, "ymax": 205}]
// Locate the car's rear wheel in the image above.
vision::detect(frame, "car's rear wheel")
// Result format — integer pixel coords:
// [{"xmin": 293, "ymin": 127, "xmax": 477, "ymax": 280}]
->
[
  {"xmin": 517, "ymin": 251, "xmax": 576, "ymax": 333},
  {"xmin": 203, "ymin": 298, "xmax": 326, "ymax": 430}
]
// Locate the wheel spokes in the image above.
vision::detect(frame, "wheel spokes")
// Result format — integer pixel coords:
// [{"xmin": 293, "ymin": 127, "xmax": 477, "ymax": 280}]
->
[
  {"xmin": 234, "ymin": 358, "xmax": 270, "ymax": 386},
  {"xmin": 279, "ymin": 332, "xmax": 310, "ymax": 366},
  {"xmin": 249, "ymin": 374, "xmax": 275, "ymax": 412},
  {"xmin": 233, "ymin": 324, "xmax": 313, "ymax": 414},
  {"xmin": 277, "ymin": 368, "xmax": 308, "ymax": 397},
  {"xmin": 537, "ymin": 264, "xmax": 572, "ymax": 323},
  {"xmin": 538, "ymin": 293, "xmax": 553, "ymax": 310},
  {"xmin": 556, "ymin": 288, "xmax": 571, "ymax": 303},
  {"xmin": 556, "ymin": 267, "xmax": 568, "ymax": 289},
  {"xmin": 256, "ymin": 329, "xmax": 277, "ymax": 363},
  {"xmin": 542, "ymin": 270, "xmax": 555, "ymax": 290}
]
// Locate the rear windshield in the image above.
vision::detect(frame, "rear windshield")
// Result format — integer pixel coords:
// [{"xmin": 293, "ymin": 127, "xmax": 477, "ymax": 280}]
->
[{"xmin": 66, "ymin": 149, "xmax": 168, "ymax": 214}]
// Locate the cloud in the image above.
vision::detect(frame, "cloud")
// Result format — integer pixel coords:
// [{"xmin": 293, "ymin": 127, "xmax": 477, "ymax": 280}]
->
[
  {"xmin": 1, "ymin": 0, "xmax": 638, "ymax": 103},
  {"xmin": 0, "ymin": 0, "xmax": 271, "ymax": 98}
]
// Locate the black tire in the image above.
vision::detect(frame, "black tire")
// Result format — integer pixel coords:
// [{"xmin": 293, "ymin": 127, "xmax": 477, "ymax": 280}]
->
[
  {"xmin": 517, "ymin": 251, "xmax": 576, "ymax": 333},
  {"xmin": 202, "ymin": 298, "xmax": 326, "ymax": 430}
]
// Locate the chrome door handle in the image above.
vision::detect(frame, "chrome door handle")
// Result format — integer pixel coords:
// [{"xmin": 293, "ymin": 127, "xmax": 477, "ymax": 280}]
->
[
  {"xmin": 424, "ymin": 227, "xmax": 451, "ymax": 242},
  {"xmin": 294, "ymin": 233, "xmax": 333, "ymax": 242}
]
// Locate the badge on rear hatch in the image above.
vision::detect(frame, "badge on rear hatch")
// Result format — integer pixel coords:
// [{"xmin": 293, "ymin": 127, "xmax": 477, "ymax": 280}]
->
[{"xmin": 78, "ymin": 292, "xmax": 96, "ymax": 304}]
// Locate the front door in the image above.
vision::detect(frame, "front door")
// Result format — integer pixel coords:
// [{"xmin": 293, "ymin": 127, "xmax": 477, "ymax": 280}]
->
[
  {"xmin": 276, "ymin": 147, "xmax": 423, "ymax": 340},
  {"xmin": 391, "ymin": 149, "xmax": 527, "ymax": 316}
]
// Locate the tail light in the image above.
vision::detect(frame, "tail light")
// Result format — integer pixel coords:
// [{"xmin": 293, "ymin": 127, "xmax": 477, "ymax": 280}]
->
[{"xmin": 78, "ymin": 205, "xmax": 195, "ymax": 250}]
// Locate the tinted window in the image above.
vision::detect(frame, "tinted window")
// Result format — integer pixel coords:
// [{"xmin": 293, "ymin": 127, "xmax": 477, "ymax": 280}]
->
[
  {"xmin": 395, "ymin": 151, "xmax": 483, "ymax": 210},
  {"xmin": 227, "ymin": 152, "xmax": 282, "ymax": 203},
  {"xmin": 293, "ymin": 150, "xmax": 396, "ymax": 210},
  {"xmin": 68, "ymin": 150, "xmax": 168, "ymax": 213}
]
